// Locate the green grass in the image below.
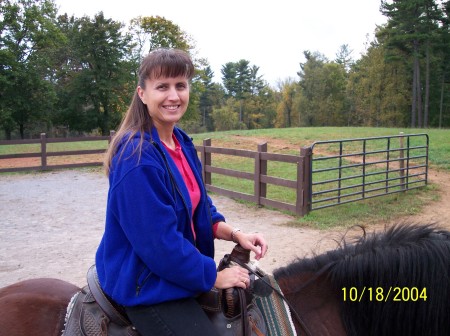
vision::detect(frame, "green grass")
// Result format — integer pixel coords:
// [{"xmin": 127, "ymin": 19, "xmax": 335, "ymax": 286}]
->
[
  {"xmin": 0, "ymin": 140, "xmax": 109, "ymax": 155},
  {"xmin": 294, "ymin": 184, "xmax": 439, "ymax": 229},
  {"xmin": 0, "ymin": 143, "xmax": 41, "ymax": 155},
  {"xmin": 48, "ymin": 140, "xmax": 109, "ymax": 152},
  {"xmin": 192, "ymin": 127, "xmax": 449, "ymax": 171}
]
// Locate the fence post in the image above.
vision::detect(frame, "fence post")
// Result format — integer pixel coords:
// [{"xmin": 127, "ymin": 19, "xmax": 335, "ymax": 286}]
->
[
  {"xmin": 202, "ymin": 139, "xmax": 212, "ymax": 185},
  {"xmin": 297, "ymin": 146, "xmax": 312, "ymax": 216},
  {"xmin": 399, "ymin": 132, "xmax": 405, "ymax": 190},
  {"xmin": 109, "ymin": 130, "xmax": 116, "ymax": 144},
  {"xmin": 254, "ymin": 143, "xmax": 267, "ymax": 205},
  {"xmin": 40, "ymin": 133, "xmax": 47, "ymax": 170}
]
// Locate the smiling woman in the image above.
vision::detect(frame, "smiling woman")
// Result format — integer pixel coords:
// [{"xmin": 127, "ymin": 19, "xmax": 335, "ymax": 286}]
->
[
  {"xmin": 137, "ymin": 76, "xmax": 190, "ymax": 146},
  {"xmin": 96, "ymin": 48, "xmax": 269, "ymax": 336},
  {"xmin": 104, "ymin": 49, "xmax": 195, "ymax": 171}
]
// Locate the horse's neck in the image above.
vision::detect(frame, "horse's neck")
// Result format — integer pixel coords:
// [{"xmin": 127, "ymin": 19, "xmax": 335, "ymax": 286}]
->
[{"xmin": 276, "ymin": 272, "xmax": 346, "ymax": 336}]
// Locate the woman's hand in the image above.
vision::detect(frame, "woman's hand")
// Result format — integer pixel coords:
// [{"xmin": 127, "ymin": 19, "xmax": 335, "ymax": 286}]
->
[
  {"xmin": 214, "ymin": 266, "xmax": 250, "ymax": 289},
  {"xmin": 233, "ymin": 231, "xmax": 268, "ymax": 261},
  {"xmin": 214, "ymin": 222, "xmax": 268, "ymax": 261}
]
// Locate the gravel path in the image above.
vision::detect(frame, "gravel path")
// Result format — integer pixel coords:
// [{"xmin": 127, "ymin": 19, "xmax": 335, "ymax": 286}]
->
[{"xmin": 0, "ymin": 170, "xmax": 341, "ymax": 288}]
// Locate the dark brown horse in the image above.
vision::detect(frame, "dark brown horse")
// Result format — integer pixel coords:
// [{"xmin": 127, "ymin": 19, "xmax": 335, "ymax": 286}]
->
[{"xmin": 1, "ymin": 224, "xmax": 449, "ymax": 336}]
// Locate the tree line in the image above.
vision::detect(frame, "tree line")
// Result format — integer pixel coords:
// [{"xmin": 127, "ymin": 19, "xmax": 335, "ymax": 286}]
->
[{"xmin": 1, "ymin": 0, "xmax": 449, "ymax": 140}]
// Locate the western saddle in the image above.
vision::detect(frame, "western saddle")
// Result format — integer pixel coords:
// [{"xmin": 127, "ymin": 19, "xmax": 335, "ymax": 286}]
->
[{"xmin": 62, "ymin": 245, "xmax": 266, "ymax": 336}]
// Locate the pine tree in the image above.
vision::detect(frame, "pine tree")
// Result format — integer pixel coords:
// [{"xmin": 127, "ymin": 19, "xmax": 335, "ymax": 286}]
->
[{"xmin": 381, "ymin": 0, "xmax": 442, "ymax": 128}]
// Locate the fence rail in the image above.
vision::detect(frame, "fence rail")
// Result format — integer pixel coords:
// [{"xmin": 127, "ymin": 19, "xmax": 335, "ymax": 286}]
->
[
  {"xmin": 0, "ymin": 132, "xmax": 429, "ymax": 217},
  {"xmin": 195, "ymin": 139, "xmax": 310, "ymax": 216},
  {"xmin": 0, "ymin": 133, "xmax": 113, "ymax": 173}
]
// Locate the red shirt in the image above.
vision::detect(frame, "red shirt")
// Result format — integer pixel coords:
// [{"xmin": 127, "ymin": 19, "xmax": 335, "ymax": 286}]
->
[
  {"xmin": 163, "ymin": 136, "xmax": 201, "ymax": 240},
  {"xmin": 164, "ymin": 136, "xmax": 219, "ymax": 240}
]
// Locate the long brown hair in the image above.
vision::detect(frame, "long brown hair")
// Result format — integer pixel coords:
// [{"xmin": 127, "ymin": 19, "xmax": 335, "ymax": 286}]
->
[{"xmin": 104, "ymin": 48, "xmax": 195, "ymax": 174}]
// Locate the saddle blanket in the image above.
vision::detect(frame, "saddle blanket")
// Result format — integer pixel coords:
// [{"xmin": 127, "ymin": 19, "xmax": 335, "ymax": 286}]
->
[{"xmin": 253, "ymin": 275, "xmax": 297, "ymax": 336}]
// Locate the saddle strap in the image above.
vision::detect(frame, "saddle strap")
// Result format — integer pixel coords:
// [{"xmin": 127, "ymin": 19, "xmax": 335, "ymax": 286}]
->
[
  {"xmin": 228, "ymin": 251, "xmax": 314, "ymax": 336},
  {"xmin": 237, "ymin": 288, "xmax": 251, "ymax": 336},
  {"xmin": 250, "ymin": 317, "xmax": 265, "ymax": 336},
  {"xmin": 87, "ymin": 265, "xmax": 131, "ymax": 327}
]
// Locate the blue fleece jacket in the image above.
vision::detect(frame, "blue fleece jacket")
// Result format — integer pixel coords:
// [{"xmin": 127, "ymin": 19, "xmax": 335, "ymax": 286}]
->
[{"xmin": 95, "ymin": 127, "xmax": 225, "ymax": 306}]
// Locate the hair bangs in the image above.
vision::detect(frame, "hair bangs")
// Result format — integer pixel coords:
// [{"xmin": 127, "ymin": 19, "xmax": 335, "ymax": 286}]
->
[
  {"xmin": 151, "ymin": 62, "xmax": 193, "ymax": 80},
  {"xmin": 141, "ymin": 49, "xmax": 195, "ymax": 83}
]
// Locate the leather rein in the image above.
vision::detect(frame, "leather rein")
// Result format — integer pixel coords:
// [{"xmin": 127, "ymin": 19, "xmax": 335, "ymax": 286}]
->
[{"xmin": 223, "ymin": 253, "xmax": 314, "ymax": 336}]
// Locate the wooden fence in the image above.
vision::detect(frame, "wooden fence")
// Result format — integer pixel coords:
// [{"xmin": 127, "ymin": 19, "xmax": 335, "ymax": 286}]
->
[
  {"xmin": 0, "ymin": 132, "xmax": 113, "ymax": 173},
  {"xmin": 0, "ymin": 133, "xmax": 312, "ymax": 215},
  {"xmin": 196, "ymin": 139, "xmax": 311, "ymax": 216},
  {"xmin": 0, "ymin": 133, "xmax": 428, "ymax": 217}
]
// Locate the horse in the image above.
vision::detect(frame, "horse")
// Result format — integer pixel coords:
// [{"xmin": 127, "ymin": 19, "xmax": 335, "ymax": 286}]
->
[{"xmin": 0, "ymin": 223, "xmax": 449, "ymax": 336}]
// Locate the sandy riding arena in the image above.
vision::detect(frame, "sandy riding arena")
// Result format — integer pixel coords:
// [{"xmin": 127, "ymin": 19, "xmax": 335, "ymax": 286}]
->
[
  {"xmin": 0, "ymin": 170, "xmax": 343, "ymax": 288},
  {"xmin": 1, "ymin": 168, "xmax": 449, "ymax": 288}
]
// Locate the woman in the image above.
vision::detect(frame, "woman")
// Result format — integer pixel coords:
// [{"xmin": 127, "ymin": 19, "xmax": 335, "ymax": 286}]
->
[{"xmin": 95, "ymin": 48, "xmax": 268, "ymax": 335}]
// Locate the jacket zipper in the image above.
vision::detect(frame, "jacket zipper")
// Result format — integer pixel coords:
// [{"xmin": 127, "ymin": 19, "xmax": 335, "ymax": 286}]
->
[
  {"xmin": 136, "ymin": 268, "xmax": 153, "ymax": 296},
  {"xmin": 182, "ymin": 143, "xmax": 215, "ymax": 239},
  {"xmin": 152, "ymin": 141, "xmax": 196, "ymax": 245}
]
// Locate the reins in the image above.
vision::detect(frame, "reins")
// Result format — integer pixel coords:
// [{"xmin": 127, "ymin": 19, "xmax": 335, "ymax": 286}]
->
[{"xmin": 223, "ymin": 253, "xmax": 314, "ymax": 336}]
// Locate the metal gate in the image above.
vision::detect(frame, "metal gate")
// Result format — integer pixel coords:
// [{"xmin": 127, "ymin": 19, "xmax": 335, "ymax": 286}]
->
[{"xmin": 306, "ymin": 133, "xmax": 429, "ymax": 212}]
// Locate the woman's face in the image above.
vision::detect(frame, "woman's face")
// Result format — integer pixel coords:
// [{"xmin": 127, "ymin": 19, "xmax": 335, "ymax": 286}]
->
[{"xmin": 137, "ymin": 75, "xmax": 190, "ymax": 129}]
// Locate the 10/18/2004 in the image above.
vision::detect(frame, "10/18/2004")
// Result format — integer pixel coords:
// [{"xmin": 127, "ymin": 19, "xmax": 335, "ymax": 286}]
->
[{"xmin": 342, "ymin": 286, "xmax": 427, "ymax": 302}]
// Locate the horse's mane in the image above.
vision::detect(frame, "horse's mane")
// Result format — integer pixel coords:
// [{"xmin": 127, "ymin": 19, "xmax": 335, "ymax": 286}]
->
[{"xmin": 273, "ymin": 223, "xmax": 450, "ymax": 336}]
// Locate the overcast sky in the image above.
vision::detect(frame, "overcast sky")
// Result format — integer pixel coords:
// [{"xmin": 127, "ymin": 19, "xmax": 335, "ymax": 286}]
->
[{"xmin": 55, "ymin": 0, "xmax": 387, "ymax": 86}]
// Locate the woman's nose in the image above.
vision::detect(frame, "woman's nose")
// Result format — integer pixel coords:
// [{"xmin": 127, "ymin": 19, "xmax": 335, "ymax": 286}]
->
[{"xmin": 167, "ymin": 86, "xmax": 180, "ymax": 100}]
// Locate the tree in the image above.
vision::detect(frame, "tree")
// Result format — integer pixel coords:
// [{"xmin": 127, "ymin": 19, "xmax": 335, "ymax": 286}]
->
[
  {"xmin": 244, "ymin": 86, "xmax": 277, "ymax": 129},
  {"xmin": 221, "ymin": 60, "xmax": 250, "ymax": 99},
  {"xmin": 248, "ymin": 65, "xmax": 266, "ymax": 96},
  {"xmin": 275, "ymin": 78, "xmax": 299, "ymax": 127},
  {"xmin": 0, "ymin": 0, "xmax": 63, "ymax": 138},
  {"xmin": 296, "ymin": 50, "xmax": 349, "ymax": 126},
  {"xmin": 297, "ymin": 51, "xmax": 324, "ymax": 125},
  {"xmin": 55, "ymin": 12, "xmax": 133, "ymax": 135},
  {"xmin": 436, "ymin": 0, "xmax": 450, "ymax": 128},
  {"xmin": 221, "ymin": 59, "xmax": 268, "ymax": 128},
  {"xmin": 381, "ymin": 0, "xmax": 442, "ymax": 128},
  {"xmin": 211, "ymin": 98, "xmax": 241, "ymax": 131},
  {"xmin": 196, "ymin": 61, "xmax": 223, "ymax": 131},
  {"xmin": 347, "ymin": 33, "xmax": 410, "ymax": 127},
  {"xmin": 128, "ymin": 15, "xmax": 191, "ymax": 60},
  {"xmin": 335, "ymin": 44, "xmax": 354, "ymax": 72}
]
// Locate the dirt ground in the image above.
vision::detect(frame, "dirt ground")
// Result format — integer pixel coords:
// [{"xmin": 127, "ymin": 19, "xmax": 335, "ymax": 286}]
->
[
  {"xmin": 1, "ymin": 166, "xmax": 449, "ymax": 289},
  {"xmin": 0, "ymin": 170, "xmax": 336, "ymax": 288}
]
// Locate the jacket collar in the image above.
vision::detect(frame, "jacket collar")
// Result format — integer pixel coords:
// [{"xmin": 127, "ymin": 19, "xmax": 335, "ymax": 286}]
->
[{"xmin": 150, "ymin": 126, "xmax": 193, "ymax": 148}]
